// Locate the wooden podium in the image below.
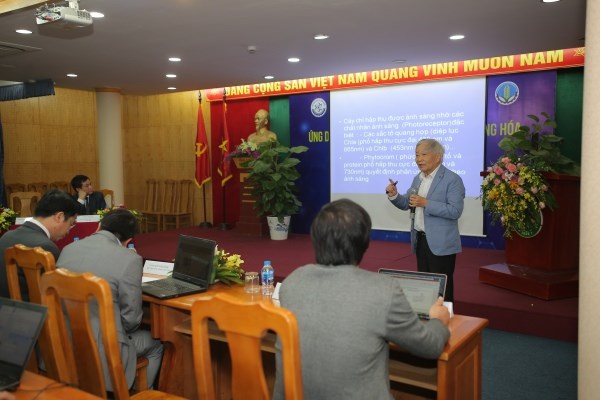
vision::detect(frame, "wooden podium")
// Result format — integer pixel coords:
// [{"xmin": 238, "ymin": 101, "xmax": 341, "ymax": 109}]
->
[
  {"xmin": 233, "ymin": 158, "xmax": 269, "ymax": 236},
  {"xmin": 479, "ymin": 173, "xmax": 580, "ymax": 300}
]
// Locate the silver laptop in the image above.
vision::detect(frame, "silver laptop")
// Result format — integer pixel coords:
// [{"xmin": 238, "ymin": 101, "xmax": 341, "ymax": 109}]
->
[
  {"xmin": 0, "ymin": 298, "xmax": 48, "ymax": 391},
  {"xmin": 142, "ymin": 235, "xmax": 216, "ymax": 299},
  {"xmin": 378, "ymin": 268, "xmax": 447, "ymax": 320}
]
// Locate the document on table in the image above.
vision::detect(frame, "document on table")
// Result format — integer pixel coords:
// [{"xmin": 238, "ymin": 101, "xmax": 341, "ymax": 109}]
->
[{"xmin": 142, "ymin": 260, "xmax": 174, "ymax": 282}]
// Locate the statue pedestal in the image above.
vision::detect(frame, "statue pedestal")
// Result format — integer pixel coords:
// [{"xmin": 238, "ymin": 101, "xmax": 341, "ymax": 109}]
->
[
  {"xmin": 479, "ymin": 173, "xmax": 580, "ymax": 300},
  {"xmin": 234, "ymin": 164, "xmax": 268, "ymax": 236}
]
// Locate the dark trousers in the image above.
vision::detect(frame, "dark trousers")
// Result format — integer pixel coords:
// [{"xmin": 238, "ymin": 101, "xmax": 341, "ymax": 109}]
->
[{"xmin": 415, "ymin": 231, "xmax": 456, "ymax": 302}]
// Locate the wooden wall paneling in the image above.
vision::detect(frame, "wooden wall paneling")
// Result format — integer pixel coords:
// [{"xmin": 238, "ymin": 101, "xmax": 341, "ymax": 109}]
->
[
  {"xmin": 0, "ymin": 96, "xmax": 40, "ymax": 124},
  {"xmin": 3, "ymin": 124, "xmax": 41, "ymax": 163},
  {"xmin": 38, "ymin": 88, "xmax": 96, "ymax": 126}
]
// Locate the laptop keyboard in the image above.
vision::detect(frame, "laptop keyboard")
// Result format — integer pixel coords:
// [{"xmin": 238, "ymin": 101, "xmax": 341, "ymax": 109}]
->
[{"xmin": 149, "ymin": 278, "xmax": 198, "ymax": 292}]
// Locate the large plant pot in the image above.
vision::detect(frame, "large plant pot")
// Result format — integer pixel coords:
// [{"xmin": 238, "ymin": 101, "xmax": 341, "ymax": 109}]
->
[{"xmin": 267, "ymin": 216, "xmax": 290, "ymax": 240}]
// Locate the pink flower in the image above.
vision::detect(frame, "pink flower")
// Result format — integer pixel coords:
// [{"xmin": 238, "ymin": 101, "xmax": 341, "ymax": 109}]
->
[
  {"xmin": 542, "ymin": 185, "xmax": 548, "ymax": 191},
  {"xmin": 531, "ymin": 187, "xmax": 539, "ymax": 194},
  {"xmin": 515, "ymin": 187, "xmax": 524, "ymax": 195},
  {"xmin": 539, "ymin": 202, "xmax": 546, "ymax": 209},
  {"xmin": 506, "ymin": 163, "xmax": 517, "ymax": 173},
  {"xmin": 501, "ymin": 157, "xmax": 510, "ymax": 164},
  {"xmin": 493, "ymin": 166, "xmax": 504, "ymax": 175},
  {"xmin": 493, "ymin": 178, "xmax": 501, "ymax": 186}
]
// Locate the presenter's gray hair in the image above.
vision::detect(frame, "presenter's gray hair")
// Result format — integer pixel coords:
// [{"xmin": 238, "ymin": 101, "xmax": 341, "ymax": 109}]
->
[{"xmin": 417, "ymin": 138, "xmax": 445, "ymax": 157}]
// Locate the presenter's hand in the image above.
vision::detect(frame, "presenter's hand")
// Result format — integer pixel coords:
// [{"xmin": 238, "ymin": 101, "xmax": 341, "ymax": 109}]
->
[
  {"xmin": 386, "ymin": 178, "xmax": 398, "ymax": 197},
  {"xmin": 77, "ymin": 188, "xmax": 87, "ymax": 200},
  {"xmin": 428, "ymin": 297, "xmax": 450, "ymax": 326}
]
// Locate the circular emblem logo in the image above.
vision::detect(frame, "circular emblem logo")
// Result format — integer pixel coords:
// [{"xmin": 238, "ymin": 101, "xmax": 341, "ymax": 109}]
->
[
  {"xmin": 310, "ymin": 98, "xmax": 327, "ymax": 118},
  {"xmin": 495, "ymin": 81, "xmax": 519, "ymax": 106},
  {"xmin": 515, "ymin": 209, "xmax": 543, "ymax": 238}
]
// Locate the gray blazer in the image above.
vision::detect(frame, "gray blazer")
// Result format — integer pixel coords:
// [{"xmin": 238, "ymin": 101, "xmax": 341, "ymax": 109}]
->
[
  {"xmin": 273, "ymin": 264, "xmax": 450, "ymax": 400},
  {"xmin": 57, "ymin": 230, "xmax": 143, "ymax": 391},
  {"xmin": 0, "ymin": 221, "xmax": 60, "ymax": 299},
  {"xmin": 389, "ymin": 164, "xmax": 465, "ymax": 256}
]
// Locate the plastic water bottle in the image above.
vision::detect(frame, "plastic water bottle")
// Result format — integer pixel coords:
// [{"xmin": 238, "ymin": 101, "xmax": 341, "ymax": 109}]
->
[
  {"xmin": 73, "ymin": 237, "xmax": 80, "ymax": 241},
  {"xmin": 128, "ymin": 243, "xmax": 137, "ymax": 252},
  {"xmin": 261, "ymin": 260, "xmax": 274, "ymax": 295}
]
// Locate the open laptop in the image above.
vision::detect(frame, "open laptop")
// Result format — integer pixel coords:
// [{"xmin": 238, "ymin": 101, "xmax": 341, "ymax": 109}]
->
[
  {"xmin": 142, "ymin": 235, "xmax": 216, "ymax": 299},
  {"xmin": 0, "ymin": 298, "xmax": 48, "ymax": 391},
  {"xmin": 378, "ymin": 268, "xmax": 447, "ymax": 320}
]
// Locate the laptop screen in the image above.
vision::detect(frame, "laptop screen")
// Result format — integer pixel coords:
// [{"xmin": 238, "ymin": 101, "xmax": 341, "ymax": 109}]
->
[
  {"xmin": 0, "ymin": 298, "xmax": 47, "ymax": 390},
  {"xmin": 173, "ymin": 235, "xmax": 216, "ymax": 285},
  {"xmin": 378, "ymin": 269, "xmax": 447, "ymax": 318}
]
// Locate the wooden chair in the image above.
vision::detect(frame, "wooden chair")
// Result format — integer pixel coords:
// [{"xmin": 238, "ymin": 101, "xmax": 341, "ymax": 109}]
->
[
  {"xmin": 4, "ymin": 244, "xmax": 56, "ymax": 375},
  {"xmin": 48, "ymin": 180, "xmax": 70, "ymax": 192},
  {"xmin": 27, "ymin": 182, "xmax": 48, "ymax": 194},
  {"xmin": 161, "ymin": 179, "xmax": 194, "ymax": 230},
  {"xmin": 140, "ymin": 179, "xmax": 162, "ymax": 233},
  {"xmin": 191, "ymin": 293, "xmax": 303, "ymax": 400},
  {"xmin": 39, "ymin": 268, "xmax": 185, "ymax": 400},
  {"xmin": 100, "ymin": 188, "xmax": 115, "ymax": 208},
  {"xmin": 5, "ymin": 183, "xmax": 26, "ymax": 200},
  {"xmin": 9, "ymin": 191, "xmax": 42, "ymax": 217}
]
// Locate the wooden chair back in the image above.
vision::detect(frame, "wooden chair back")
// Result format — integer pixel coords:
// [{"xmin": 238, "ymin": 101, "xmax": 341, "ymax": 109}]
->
[
  {"xmin": 143, "ymin": 179, "xmax": 161, "ymax": 212},
  {"xmin": 5, "ymin": 244, "xmax": 55, "ymax": 303},
  {"xmin": 40, "ymin": 269, "xmax": 185, "ymax": 400},
  {"xmin": 100, "ymin": 189, "xmax": 115, "ymax": 208},
  {"xmin": 40, "ymin": 268, "xmax": 131, "ymax": 398},
  {"xmin": 5, "ymin": 183, "xmax": 26, "ymax": 199},
  {"xmin": 48, "ymin": 181, "xmax": 70, "ymax": 192},
  {"xmin": 4, "ymin": 244, "xmax": 56, "ymax": 375},
  {"xmin": 142, "ymin": 179, "xmax": 162, "ymax": 233},
  {"xmin": 191, "ymin": 293, "xmax": 303, "ymax": 400},
  {"xmin": 161, "ymin": 179, "xmax": 178, "ymax": 214},
  {"xmin": 162, "ymin": 179, "xmax": 193, "ymax": 230},
  {"xmin": 27, "ymin": 182, "xmax": 48, "ymax": 194},
  {"xmin": 9, "ymin": 191, "xmax": 42, "ymax": 217}
]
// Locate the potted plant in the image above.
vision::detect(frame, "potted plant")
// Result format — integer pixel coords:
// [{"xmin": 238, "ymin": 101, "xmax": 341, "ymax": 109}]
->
[
  {"xmin": 246, "ymin": 141, "xmax": 308, "ymax": 240},
  {"xmin": 497, "ymin": 112, "xmax": 580, "ymax": 175}
]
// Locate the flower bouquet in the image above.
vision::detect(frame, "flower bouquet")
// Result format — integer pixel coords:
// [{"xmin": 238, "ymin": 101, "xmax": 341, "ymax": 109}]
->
[
  {"xmin": 97, "ymin": 206, "xmax": 143, "ymax": 223},
  {"xmin": 481, "ymin": 156, "xmax": 557, "ymax": 238},
  {"xmin": 0, "ymin": 207, "xmax": 17, "ymax": 231},
  {"xmin": 212, "ymin": 247, "xmax": 245, "ymax": 285},
  {"xmin": 226, "ymin": 139, "xmax": 261, "ymax": 168}
]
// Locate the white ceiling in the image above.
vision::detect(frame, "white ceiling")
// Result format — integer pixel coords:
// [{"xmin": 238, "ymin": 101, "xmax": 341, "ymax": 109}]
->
[{"xmin": 0, "ymin": 0, "xmax": 587, "ymax": 96}]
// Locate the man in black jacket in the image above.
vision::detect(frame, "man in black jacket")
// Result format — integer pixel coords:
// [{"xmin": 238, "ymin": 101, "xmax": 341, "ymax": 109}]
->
[{"xmin": 70, "ymin": 174, "xmax": 106, "ymax": 215}]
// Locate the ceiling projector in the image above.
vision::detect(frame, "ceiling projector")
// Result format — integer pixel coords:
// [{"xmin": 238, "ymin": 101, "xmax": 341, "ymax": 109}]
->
[{"xmin": 35, "ymin": 1, "xmax": 92, "ymax": 29}]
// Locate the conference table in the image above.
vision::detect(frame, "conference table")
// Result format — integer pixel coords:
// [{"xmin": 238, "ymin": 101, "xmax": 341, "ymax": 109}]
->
[
  {"xmin": 13, "ymin": 371, "xmax": 102, "ymax": 400},
  {"xmin": 144, "ymin": 283, "xmax": 488, "ymax": 400}
]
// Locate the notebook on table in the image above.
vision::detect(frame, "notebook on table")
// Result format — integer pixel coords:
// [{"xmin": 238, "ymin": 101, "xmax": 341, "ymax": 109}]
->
[
  {"xmin": 378, "ymin": 268, "xmax": 447, "ymax": 320},
  {"xmin": 0, "ymin": 298, "xmax": 48, "ymax": 391},
  {"xmin": 142, "ymin": 235, "xmax": 216, "ymax": 299}
]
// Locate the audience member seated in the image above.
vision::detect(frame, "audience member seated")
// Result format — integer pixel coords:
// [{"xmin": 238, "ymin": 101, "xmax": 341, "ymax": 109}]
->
[
  {"xmin": 0, "ymin": 189, "xmax": 79, "ymax": 300},
  {"xmin": 70, "ymin": 174, "xmax": 107, "ymax": 215},
  {"xmin": 56, "ymin": 208, "xmax": 163, "ymax": 391},
  {"xmin": 247, "ymin": 109, "xmax": 278, "ymax": 144},
  {"xmin": 273, "ymin": 199, "xmax": 450, "ymax": 400}
]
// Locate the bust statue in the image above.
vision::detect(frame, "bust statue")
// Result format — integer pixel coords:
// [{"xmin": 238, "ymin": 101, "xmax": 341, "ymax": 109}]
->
[{"xmin": 247, "ymin": 109, "xmax": 277, "ymax": 144}]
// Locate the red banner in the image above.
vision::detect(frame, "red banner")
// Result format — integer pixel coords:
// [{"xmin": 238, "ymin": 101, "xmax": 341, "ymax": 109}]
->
[
  {"xmin": 205, "ymin": 47, "xmax": 585, "ymax": 101},
  {"xmin": 194, "ymin": 102, "xmax": 211, "ymax": 188},
  {"xmin": 217, "ymin": 101, "xmax": 232, "ymax": 186}
]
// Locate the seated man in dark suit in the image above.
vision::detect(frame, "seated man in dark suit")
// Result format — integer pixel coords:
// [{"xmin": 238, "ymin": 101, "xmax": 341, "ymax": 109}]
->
[
  {"xmin": 70, "ymin": 174, "xmax": 107, "ymax": 215},
  {"xmin": 273, "ymin": 199, "xmax": 450, "ymax": 400},
  {"xmin": 0, "ymin": 189, "xmax": 80, "ymax": 299}
]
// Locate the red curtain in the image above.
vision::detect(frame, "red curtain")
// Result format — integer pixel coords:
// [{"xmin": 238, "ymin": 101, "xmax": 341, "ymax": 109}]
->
[{"xmin": 210, "ymin": 98, "xmax": 269, "ymax": 226}]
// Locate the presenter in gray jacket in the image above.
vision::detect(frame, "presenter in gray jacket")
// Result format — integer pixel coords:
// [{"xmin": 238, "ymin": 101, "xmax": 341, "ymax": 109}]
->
[
  {"xmin": 273, "ymin": 199, "xmax": 450, "ymax": 400},
  {"xmin": 386, "ymin": 138, "xmax": 465, "ymax": 302}
]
